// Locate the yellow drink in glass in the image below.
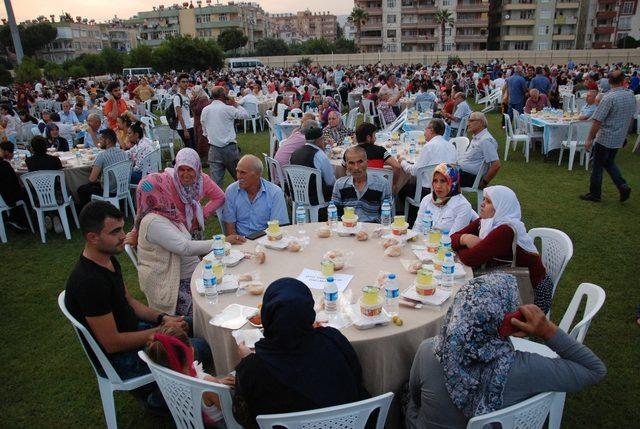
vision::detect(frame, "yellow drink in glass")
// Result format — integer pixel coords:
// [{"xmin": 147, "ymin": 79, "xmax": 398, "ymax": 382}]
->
[
  {"xmin": 392, "ymin": 215, "xmax": 406, "ymax": 227},
  {"xmin": 267, "ymin": 220, "xmax": 280, "ymax": 234},
  {"xmin": 321, "ymin": 259, "xmax": 334, "ymax": 277},
  {"xmin": 416, "ymin": 268, "xmax": 433, "ymax": 286},
  {"xmin": 212, "ymin": 261, "xmax": 224, "ymax": 284},
  {"xmin": 344, "ymin": 206, "xmax": 355, "ymax": 219},
  {"xmin": 362, "ymin": 286, "xmax": 381, "ymax": 305},
  {"xmin": 427, "ymin": 230, "xmax": 441, "ymax": 252}
]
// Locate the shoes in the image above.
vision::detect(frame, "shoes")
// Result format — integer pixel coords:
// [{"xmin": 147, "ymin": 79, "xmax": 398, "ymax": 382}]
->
[
  {"xmin": 53, "ymin": 216, "xmax": 64, "ymax": 234},
  {"xmin": 620, "ymin": 186, "xmax": 631, "ymax": 202},
  {"xmin": 7, "ymin": 221, "xmax": 27, "ymax": 232},
  {"xmin": 579, "ymin": 193, "xmax": 601, "ymax": 202},
  {"xmin": 44, "ymin": 216, "xmax": 53, "ymax": 231}
]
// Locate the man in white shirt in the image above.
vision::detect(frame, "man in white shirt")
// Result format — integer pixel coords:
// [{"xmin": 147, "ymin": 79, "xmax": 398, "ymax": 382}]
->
[
  {"xmin": 127, "ymin": 122, "xmax": 156, "ymax": 184},
  {"xmin": 238, "ymin": 88, "xmax": 259, "ymax": 107},
  {"xmin": 459, "ymin": 112, "xmax": 501, "ymax": 188},
  {"xmin": 492, "ymin": 70, "xmax": 506, "ymax": 92},
  {"xmin": 443, "ymin": 92, "xmax": 472, "ymax": 137},
  {"xmin": 174, "ymin": 73, "xmax": 195, "ymax": 150},
  {"xmin": 200, "ymin": 86, "xmax": 250, "ymax": 187}
]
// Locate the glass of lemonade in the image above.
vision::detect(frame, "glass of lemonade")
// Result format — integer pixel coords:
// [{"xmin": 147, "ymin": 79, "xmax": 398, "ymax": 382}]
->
[
  {"xmin": 427, "ymin": 230, "xmax": 442, "ymax": 253},
  {"xmin": 212, "ymin": 260, "xmax": 224, "ymax": 284},
  {"xmin": 321, "ymin": 259, "xmax": 335, "ymax": 277}
]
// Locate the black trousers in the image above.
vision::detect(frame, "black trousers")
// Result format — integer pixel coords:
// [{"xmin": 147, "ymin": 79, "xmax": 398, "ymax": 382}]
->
[
  {"xmin": 177, "ymin": 128, "xmax": 196, "ymax": 150},
  {"xmin": 460, "ymin": 170, "xmax": 478, "ymax": 188}
]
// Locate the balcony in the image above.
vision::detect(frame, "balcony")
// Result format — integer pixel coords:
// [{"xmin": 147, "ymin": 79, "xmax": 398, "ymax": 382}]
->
[
  {"xmin": 401, "ymin": 3, "xmax": 437, "ymax": 13},
  {"xmin": 504, "ymin": 3, "xmax": 536, "ymax": 10},
  {"xmin": 555, "ymin": 16, "xmax": 578, "ymax": 25},
  {"xmin": 457, "ymin": 18, "xmax": 489, "ymax": 26},
  {"xmin": 401, "ymin": 20, "xmax": 437, "ymax": 28},
  {"xmin": 555, "ymin": 1, "xmax": 580, "ymax": 8},
  {"xmin": 592, "ymin": 41, "xmax": 613, "ymax": 48},
  {"xmin": 456, "ymin": 1, "xmax": 490, "ymax": 12},
  {"xmin": 364, "ymin": 7, "xmax": 383, "ymax": 14},
  {"xmin": 597, "ymin": 0, "xmax": 617, "ymax": 3},
  {"xmin": 360, "ymin": 36, "xmax": 383, "ymax": 45},
  {"xmin": 402, "ymin": 35, "xmax": 436, "ymax": 43},
  {"xmin": 455, "ymin": 34, "xmax": 487, "ymax": 42},
  {"xmin": 502, "ymin": 34, "xmax": 534, "ymax": 41},
  {"xmin": 362, "ymin": 22, "xmax": 383, "ymax": 30},
  {"xmin": 552, "ymin": 34, "xmax": 575, "ymax": 41},
  {"xmin": 503, "ymin": 19, "xmax": 536, "ymax": 26},
  {"xmin": 596, "ymin": 10, "xmax": 617, "ymax": 19},
  {"xmin": 594, "ymin": 26, "xmax": 615, "ymax": 34}
]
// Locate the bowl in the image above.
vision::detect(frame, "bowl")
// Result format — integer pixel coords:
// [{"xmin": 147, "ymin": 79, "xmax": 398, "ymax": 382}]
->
[
  {"xmin": 391, "ymin": 224, "xmax": 408, "ymax": 236},
  {"xmin": 341, "ymin": 214, "xmax": 359, "ymax": 228},
  {"xmin": 415, "ymin": 282, "xmax": 436, "ymax": 296},
  {"xmin": 359, "ymin": 298, "xmax": 383, "ymax": 318}
]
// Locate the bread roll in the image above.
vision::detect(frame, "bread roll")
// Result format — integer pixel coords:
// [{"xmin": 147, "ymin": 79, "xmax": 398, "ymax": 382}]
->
[
  {"xmin": 317, "ymin": 227, "xmax": 331, "ymax": 238},
  {"xmin": 383, "ymin": 238, "xmax": 399, "ymax": 249},
  {"xmin": 384, "ymin": 245, "xmax": 402, "ymax": 257},
  {"xmin": 355, "ymin": 231, "xmax": 368, "ymax": 241}
]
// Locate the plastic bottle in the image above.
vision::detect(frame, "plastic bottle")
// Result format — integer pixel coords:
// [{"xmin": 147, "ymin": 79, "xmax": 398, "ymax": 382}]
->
[
  {"xmin": 440, "ymin": 229, "xmax": 452, "ymax": 251},
  {"xmin": 212, "ymin": 235, "xmax": 225, "ymax": 261},
  {"xmin": 422, "ymin": 210, "xmax": 433, "ymax": 235},
  {"xmin": 409, "ymin": 142, "xmax": 416, "ymax": 161},
  {"xmin": 325, "ymin": 144, "xmax": 331, "ymax": 157},
  {"xmin": 381, "ymin": 199, "xmax": 392, "ymax": 229},
  {"xmin": 296, "ymin": 203, "xmax": 307, "ymax": 234},
  {"xmin": 441, "ymin": 252, "xmax": 455, "ymax": 288},
  {"xmin": 327, "ymin": 201, "xmax": 338, "ymax": 226},
  {"xmin": 384, "ymin": 274, "xmax": 400, "ymax": 317},
  {"xmin": 202, "ymin": 261, "xmax": 218, "ymax": 304},
  {"xmin": 390, "ymin": 145, "xmax": 398, "ymax": 157},
  {"xmin": 324, "ymin": 276, "xmax": 339, "ymax": 315}
]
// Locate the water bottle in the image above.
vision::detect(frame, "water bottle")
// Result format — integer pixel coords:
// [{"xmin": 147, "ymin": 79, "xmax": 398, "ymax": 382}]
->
[
  {"xmin": 441, "ymin": 252, "xmax": 455, "ymax": 288},
  {"xmin": 343, "ymin": 136, "xmax": 351, "ymax": 146},
  {"xmin": 327, "ymin": 201, "xmax": 338, "ymax": 227},
  {"xmin": 440, "ymin": 229, "xmax": 452, "ymax": 251},
  {"xmin": 212, "ymin": 234, "xmax": 225, "ymax": 262},
  {"xmin": 381, "ymin": 199, "xmax": 392, "ymax": 229},
  {"xmin": 422, "ymin": 210, "xmax": 433, "ymax": 234},
  {"xmin": 384, "ymin": 274, "xmax": 400, "ymax": 317},
  {"xmin": 325, "ymin": 144, "xmax": 331, "ymax": 157},
  {"xmin": 296, "ymin": 203, "xmax": 307, "ymax": 234},
  {"xmin": 202, "ymin": 261, "xmax": 218, "ymax": 304},
  {"xmin": 409, "ymin": 142, "xmax": 416, "ymax": 161},
  {"xmin": 324, "ymin": 276, "xmax": 339, "ymax": 315},
  {"xmin": 390, "ymin": 145, "xmax": 398, "ymax": 156}
]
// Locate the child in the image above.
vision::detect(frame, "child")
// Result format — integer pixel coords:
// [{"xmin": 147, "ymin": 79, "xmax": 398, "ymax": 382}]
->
[{"xmin": 146, "ymin": 326, "xmax": 235, "ymax": 428}]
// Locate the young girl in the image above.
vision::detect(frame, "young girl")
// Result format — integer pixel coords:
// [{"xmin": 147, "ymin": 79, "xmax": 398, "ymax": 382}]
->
[{"xmin": 146, "ymin": 326, "xmax": 235, "ymax": 428}]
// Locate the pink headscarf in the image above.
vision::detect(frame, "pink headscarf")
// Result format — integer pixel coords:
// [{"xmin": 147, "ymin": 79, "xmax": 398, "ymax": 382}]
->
[
  {"xmin": 164, "ymin": 148, "xmax": 205, "ymax": 231},
  {"xmin": 152, "ymin": 333, "xmax": 196, "ymax": 377},
  {"xmin": 135, "ymin": 173, "xmax": 186, "ymax": 230}
]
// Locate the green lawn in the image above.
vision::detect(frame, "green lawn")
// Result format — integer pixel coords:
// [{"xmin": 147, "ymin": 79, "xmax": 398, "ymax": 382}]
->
[{"xmin": 1, "ymin": 105, "xmax": 638, "ymax": 428}]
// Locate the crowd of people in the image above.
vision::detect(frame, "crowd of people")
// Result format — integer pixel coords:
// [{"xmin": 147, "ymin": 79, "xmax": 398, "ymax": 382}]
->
[{"xmin": 0, "ymin": 58, "xmax": 631, "ymax": 427}]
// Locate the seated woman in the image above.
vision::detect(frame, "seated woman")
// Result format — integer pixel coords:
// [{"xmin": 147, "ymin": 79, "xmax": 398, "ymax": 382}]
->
[
  {"xmin": 377, "ymin": 93, "xmax": 397, "ymax": 126},
  {"xmin": 45, "ymin": 123, "xmax": 69, "ymax": 152},
  {"xmin": 26, "ymin": 136, "xmax": 63, "ymax": 171},
  {"xmin": 415, "ymin": 164, "xmax": 478, "ymax": 235},
  {"xmin": 451, "ymin": 185, "xmax": 553, "ymax": 312},
  {"xmin": 319, "ymin": 96, "xmax": 339, "ymax": 127},
  {"xmin": 405, "ymin": 273, "xmax": 606, "ymax": 429},
  {"xmin": 272, "ymin": 95, "xmax": 288, "ymax": 124},
  {"xmin": 115, "ymin": 112, "xmax": 134, "ymax": 149},
  {"xmin": 146, "ymin": 326, "xmax": 234, "ymax": 428},
  {"xmin": 322, "ymin": 110, "xmax": 352, "ymax": 147},
  {"xmin": 233, "ymin": 278, "xmax": 369, "ymax": 428},
  {"xmin": 135, "ymin": 172, "xmax": 219, "ymax": 317}
]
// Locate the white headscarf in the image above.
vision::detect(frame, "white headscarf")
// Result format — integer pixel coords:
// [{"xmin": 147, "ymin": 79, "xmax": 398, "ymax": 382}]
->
[{"xmin": 478, "ymin": 186, "xmax": 538, "ymax": 254}]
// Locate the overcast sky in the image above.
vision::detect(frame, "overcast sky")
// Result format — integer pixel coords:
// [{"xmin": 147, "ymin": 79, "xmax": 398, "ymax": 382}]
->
[{"xmin": 1, "ymin": 0, "xmax": 353, "ymax": 23}]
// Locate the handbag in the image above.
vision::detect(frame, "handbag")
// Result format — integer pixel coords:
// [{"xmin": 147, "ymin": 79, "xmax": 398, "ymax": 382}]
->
[{"xmin": 473, "ymin": 224, "xmax": 535, "ymax": 305}]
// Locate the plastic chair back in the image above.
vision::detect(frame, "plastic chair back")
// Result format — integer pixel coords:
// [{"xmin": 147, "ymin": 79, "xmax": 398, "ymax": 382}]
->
[
  {"xmin": 140, "ymin": 116, "xmax": 156, "ymax": 140},
  {"xmin": 368, "ymin": 168, "xmax": 394, "ymax": 190},
  {"xmin": 466, "ymin": 392, "xmax": 554, "ymax": 429},
  {"xmin": 527, "ymin": 227, "xmax": 573, "ymax": 300},
  {"xmin": 283, "ymin": 165, "xmax": 326, "ymax": 207},
  {"xmin": 263, "ymin": 153, "xmax": 286, "ymax": 188},
  {"xmin": 456, "ymin": 115, "xmax": 469, "ymax": 138},
  {"xmin": 124, "ymin": 244, "xmax": 139, "ymax": 269},
  {"xmin": 141, "ymin": 148, "xmax": 162, "ymax": 176},
  {"xmin": 416, "ymin": 101, "xmax": 433, "ymax": 112},
  {"xmin": 257, "ymin": 392, "xmax": 393, "ymax": 429},
  {"xmin": 566, "ymin": 121, "xmax": 591, "ymax": 146},
  {"xmin": 21, "ymin": 170, "xmax": 70, "ymax": 209},
  {"xmin": 138, "ymin": 351, "xmax": 242, "ymax": 429},
  {"xmin": 153, "ymin": 125, "xmax": 177, "ymax": 161},
  {"xmin": 449, "ymin": 137, "xmax": 470, "ymax": 160},
  {"xmin": 102, "ymin": 160, "xmax": 133, "ymax": 199},
  {"xmin": 413, "ymin": 164, "xmax": 438, "ymax": 201},
  {"xmin": 289, "ymin": 108, "xmax": 303, "ymax": 118},
  {"xmin": 215, "ymin": 207, "xmax": 225, "ymax": 234},
  {"xmin": 346, "ymin": 108, "xmax": 360, "ymax": 131},
  {"xmin": 377, "ymin": 108, "xmax": 388, "ymax": 129},
  {"xmin": 244, "ymin": 102, "xmax": 259, "ymax": 116},
  {"xmin": 504, "ymin": 113, "xmax": 516, "ymax": 138},
  {"xmin": 558, "ymin": 283, "xmax": 605, "ymax": 343}
]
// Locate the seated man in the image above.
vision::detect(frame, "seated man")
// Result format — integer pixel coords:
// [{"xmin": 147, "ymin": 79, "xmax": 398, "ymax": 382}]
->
[
  {"xmin": 274, "ymin": 113, "xmax": 315, "ymax": 169},
  {"xmin": 523, "ymin": 89, "xmax": 550, "ymax": 114},
  {"xmin": 126, "ymin": 122, "xmax": 156, "ymax": 184},
  {"xmin": 442, "ymin": 92, "xmax": 471, "ymax": 137},
  {"xmin": 223, "ymin": 155, "xmax": 289, "ymax": 245},
  {"xmin": 64, "ymin": 201, "xmax": 210, "ymax": 384},
  {"xmin": 459, "ymin": 112, "xmax": 501, "ymax": 188},
  {"xmin": 74, "ymin": 101, "xmax": 89, "ymax": 124},
  {"xmin": 0, "ymin": 141, "xmax": 29, "ymax": 231},
  {"xmin": 58, "ymin": 100, "xmax": 79, "ymax": 125},
  {"xmin": 332, "ymin": 146, "xmax": 392, "ymax": 223},
  {"xmin": 83, "ymin": 113, "xmax": 104, "ymax": 148},
  {"xmin": 578, "ymin": 90, "xmax": 598, "ymax": 120},
  {"xmin": 414, "ymin": 83, "xmax": 437, "ymax": 112},
  {"xmin": 290, "ymin": 121, "xmax": 336, "ymax": 205}
]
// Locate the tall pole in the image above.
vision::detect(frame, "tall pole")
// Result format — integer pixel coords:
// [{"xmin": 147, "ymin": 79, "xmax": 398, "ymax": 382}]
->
[{"xmin": 3, "ymin": 0, "xmax": 23, "ymax": 63}]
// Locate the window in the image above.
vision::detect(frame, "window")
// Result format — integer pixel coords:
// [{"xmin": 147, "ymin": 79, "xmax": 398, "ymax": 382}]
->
[
  {"xmin": 537, "ymin": 42, "xmax": 548, "ymax": 50},
  {"xmin": 519, "ymin": 10, "xmax": 534, "ymax": 19},
  {"xmin": 387, "ymin": 14, "xmax": 397, "ymax": 23},
  {"xmin": 618, "ymin": 32, "xmax": 629, "ymax": 41},
  {"xmin": 445, "ymin": 28, "xmax": 452, "ymax": 36},
  {"xmin": 219, "ymin": 14, "xmax": 228, "ymax": 22},
  {"xmin": 618, "ymin": 17, "xmax": 631, "ymax": 29},
  {"xmin": 514, "ymin": 41, "xmax": 530, "ymax": 50},
  {"xmin": 538, "ymin": 25, "xmax": 547, "ymax": 35},
  {"xmin": 539, "ymin": 10, "xmax": 552, "ymax": 19},
  {"xmin": 443, "ymin": 0, "xmax": 452, "ymax": 5},
  {"xmin": 444, "ymin": 43, "xmax": 452, "ymax": 51},
  {"xmin": 387, "ymin": 29, "xmax": 397, "ymax": 38},
  {"xmin": 387, "ymin": 0, "xmax": 396, "ymax": 7},
  {"xmin": 621, "ymin": 1, "xmax": 634, "ymax": 14},
  {"xmin": 387, "ymin": 44, "xmax": 397, "ymax": 52}
]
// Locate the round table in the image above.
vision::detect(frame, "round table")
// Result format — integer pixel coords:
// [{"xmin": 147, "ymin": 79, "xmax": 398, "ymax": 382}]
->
[{"xmin": 191, "ymin": 223, "xmax": 472, "ymax": 427}]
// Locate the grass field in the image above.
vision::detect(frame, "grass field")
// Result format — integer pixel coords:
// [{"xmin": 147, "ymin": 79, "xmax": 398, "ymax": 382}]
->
[{"xmin": 1, "ymin": 105, "xmax": 638, "ymax": 428}]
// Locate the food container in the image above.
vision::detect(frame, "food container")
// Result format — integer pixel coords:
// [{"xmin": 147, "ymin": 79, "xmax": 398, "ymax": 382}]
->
[
  {"xmin": 391, "ymin": 216, "xmax": 408, "ymax": 236},
  {"xmin": 360, "ymin": 286, "xmax": 383, "ymax": 317},
  {"xmin": 342, "ymin": 214, "xmax": 359, "ymax": 228},
  {"xmin": 321, "ymin": 259, "xmax": 335, "ymax": 277},
  {"xmin": 265, "ymin": 220, "xmax": 283, "ymax": 241},
  {"xmin": 416, "ymin": 268, "xmax": 436, "ymax": 296},
  {"xmin": 427, "ymin": 230, "xmax": 441, "ymax": 253}
]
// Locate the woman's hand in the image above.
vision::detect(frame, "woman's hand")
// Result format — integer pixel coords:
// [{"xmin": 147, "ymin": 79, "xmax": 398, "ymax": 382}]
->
[
  {"xmin": 237, "ymin": 341, "xmax": 254, "ymax": 359},
  {"xmin": 460, "ymin": 234, "xmax": 481, "ymax": 248},
  {"xmin": 227, "ymin": 234, "xmax": 247, "ymax": 245},
  {"xmin": 124, "ymin": 230, "xmax": 138, "ymax": 247},
  {"xmin": 510, "ymin": 304, "xmax": 558, "ymax": 340}
]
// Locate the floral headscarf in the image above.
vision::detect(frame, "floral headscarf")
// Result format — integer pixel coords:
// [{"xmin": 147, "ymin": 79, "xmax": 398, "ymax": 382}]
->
[
  {"xmin": 432, "ymin": 163, "xmax": 460, "ymax": 207},
  {"xmin": 165, "ymin": 148, "xmax": 205, "ymax": 231},
  {"xmin": 135, "ymin": 173, "xmax": 186, "ymax": 231},
  {"xmin": 434, "ymin": 273, "xmax": 519, "ymax": 418}
]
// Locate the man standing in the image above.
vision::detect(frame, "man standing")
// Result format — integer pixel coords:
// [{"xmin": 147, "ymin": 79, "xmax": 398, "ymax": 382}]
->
[
  {"xmin": 332, "ymin": 146, "xmax": 392, "ymax": 223},
  {"xmin": 580, "ymin": 70, "xmax": 633, "ymax": 202},
  {"xmin": 102, "ymin": 82, "xmax": 128, "ymax": 131},
  {"xmin": 200, "ymin": 86, "xmax": 250, "ymax": 187},
  {"xmin": 529, "ymin": 67, "xmax": 551, "ymax": 95},
  {"xmin": 506, "ymin": 66, "xmax": 528, "ymax": 118},
  {"xmin": 459, "ymin": 112, "xmax": 501, "ymax": 188},
  {"xmin": 222, "ymin": 155, "xmax": 289, "ymax": 244},
  {"xmin": 173, "ymin": 73, "xmax": 195, "ymax": 150}
]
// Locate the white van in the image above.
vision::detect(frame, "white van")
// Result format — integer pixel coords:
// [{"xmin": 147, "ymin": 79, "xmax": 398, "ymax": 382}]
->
[
  {"xmin": 122, "ymin": 67, "xmax": 154, "ymax": 77},
  {"xmin": 227, "ymin": 58, "xmax": 263, "ymax": 72}
]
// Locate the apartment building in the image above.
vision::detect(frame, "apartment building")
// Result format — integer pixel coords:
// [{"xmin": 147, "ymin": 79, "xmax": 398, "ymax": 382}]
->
[
  {"xmin": 135, "ymin": 2, "xmax": 269, "ymax": 51},
  {"xmin": 354, "ymin": 0, "xmax": 488, "ymax": 53},
  {"xmin": 581, "ymin": 0, "xmax": 639, "ymax": 49},
  {"xmin": 270, "ymin": 10, "xmax": 338, "ymax": 42}
]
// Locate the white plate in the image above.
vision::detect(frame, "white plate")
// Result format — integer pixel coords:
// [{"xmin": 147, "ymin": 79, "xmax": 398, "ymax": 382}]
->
[
  {"xmin": 334, "ymin": 222, "xmax": 363, "ymax": 235},
  {"xmin": 196, "ymin": 275, "xmax": 239, "ymax": 295},
  {"xmin": 412, "ymin": 248, "xmax": 435, "ymax": 262},
  {"xmin": 231, "ymin": 329, "xmax": 264, "ymax": 348},
  {"xmin": 256, "ymin": 235, "xmax": 292, "ymax": 250},
  {"xmin": 203, "ymin": 249, "xmax": 245, "ymax": 267},
  {"xmin": 432, "ymin": 263, "xmax": 467, "ymax": 279},
  {"xmin": 401, "ymin": 286, "xmax": 452, "ymax": 306},
  {"xmin": 349, "ymin": 305, "xmax": 392, "ymax": 330},
  {"xmin": 383, "ymin": 229, "xmax": 419, "ymax": 242},
  {"xmin": 210, "ymin": 304, "xmax": 259, "ymax": 330}
]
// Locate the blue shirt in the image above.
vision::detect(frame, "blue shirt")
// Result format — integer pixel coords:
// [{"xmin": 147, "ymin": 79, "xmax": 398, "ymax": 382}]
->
[
  {"xmin": 58, "ymin": 110, "xmax": 79, "ymax": 125},
  {"xmin": 580, "ymin": 103, "xmax": 597, "ymax": 118},
  {"xmin": 507, "ymin": 75, "xmax": 528, "ymax": 105},
  {"xmin": 222, "ymin": 178, "xmax": 289, "ymax": 236},
  {"xmin": 630, "ymin": 75, "xmax": 639, "ymax": 91},
  {"xmin": 75, "ymin": 109, "xmax": 89, "ymax": 123},
  {"xmin": 529, "ymin": 75, "xmax": 550, "ymax": 94}
]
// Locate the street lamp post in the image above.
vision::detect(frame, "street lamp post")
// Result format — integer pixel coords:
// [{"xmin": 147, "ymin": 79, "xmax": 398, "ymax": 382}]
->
[{"xmin": 3, "ymin": 0, "xmax": 24, "ymax": 63}]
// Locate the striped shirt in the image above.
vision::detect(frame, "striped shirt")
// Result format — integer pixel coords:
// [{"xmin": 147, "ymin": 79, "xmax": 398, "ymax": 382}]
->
[
  {"xmin": 592, "ymin": 87, "xmax": 636, "ymax": 149},
  {"xmin": 331, "ymin": 171, "xmax": 392, "ymax": 223}
]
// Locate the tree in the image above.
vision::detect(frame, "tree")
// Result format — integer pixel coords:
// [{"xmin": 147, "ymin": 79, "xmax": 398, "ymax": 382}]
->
[
  {"xmin": 43, "ymin": 61, "xmax": 65, "ymax": 80},
  {"xmin": 100, "ymin": 47, "xmax": 125, "ymax": 74},
  {"xmin": 348, "ymin": 7, "xmax": 368, "ymax": 53},
  {"xmin": 299, "ymin": 57, "xmax": 313, "ymax": 67},
  {"xmin": 0, "ymin": 64, "xmax": 12, "ymax": 85},
  {"xmin": 617, "ymin": 35, "xmax": 638, "ymax": 49},
  {"xmin": 13, "ymin": 57, "xmax": 41, "ymax": 83},
  {"xmin": 217, "ymin": 28, "xmax": 248, "ymax": 53},
  {"xmin": 435, "ymin": 9, "xmax": 455, "ymax": 52},
  {"xmin": 68, "ymin": 65, "xmax": 88, "ymax": 78},
  {"xmin": 254, "ymin": 38, "xmax": 289, "ymax": 56},
  {"xmin": 334, "ymin": 38, "xmax": 357, "ymax": 54},
  {"xmin": 304, "ymin": 38, "xmax": 334, "ymax": 55},
  {"xmin": 152, "ymin": 35, "xmax": 223, "ymax": 72},
  {"xmin": 0, "ymin": 22, "xmax": 57, "ymax": 57},
  {"xmin": 78, "ymin": 53, "xmax": 107, "ymax": 76},
  {"xmin": 336, "ymin": 23, "xmax": 344, "ymax": 40}
]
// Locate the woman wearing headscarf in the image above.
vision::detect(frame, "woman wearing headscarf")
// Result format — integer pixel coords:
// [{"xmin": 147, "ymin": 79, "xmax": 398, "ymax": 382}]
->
[
  {"xmin": 321, "ymin": 110, "xmax": 352, "ymax": 147},
  {"xmin": 450, "ymin": 185, "xmax": 553, "ymax": 312},
  {"xmin": 190, "ymin": 85, "xmax": 212, "ymax": 159},
  {"xmin": 415, "ymin": 164, "xmax": 477, "ymax": 235},
  {"xmin": 135, "ymin": 173, "xmax": 219, "ymax": 317},
  {"xmin": 319, "ymin": 96, "xmax": 339, "ymax": 127},
  {"xmin": 45, "ymin": 123, "xmax": 69, "ymax": 151},
  {"xmin": 405, "ymin": 273, "xmax": 606, "ymax": 429},
  {"xmin": 233, "ymin": 278, "xmax": 369, "ymax": 428}
]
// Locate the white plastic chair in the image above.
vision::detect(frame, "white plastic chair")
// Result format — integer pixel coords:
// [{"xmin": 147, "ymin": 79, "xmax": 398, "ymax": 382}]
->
[
  {"xmin": 504, "ymin": 113, "xmax": 531, "ymax": 162},
  {"xmin": 524, "ymin": 114, "xmax": 543, "ymax": 148},
  {"xmin": 404, "ymin": 164, "xmax": 438, "ymax": 217},
  {"xmin": 368, "ymin": 167, "xmax": 394, "ymax": 191},
  {"xmin": 242, "ymin": 102, "xmax": 262, "ymax": 134},
  {"xmin": 257, "ymin": 392, "xmax": 393, "ymax": 429},
  {"xmin": 362, "ymin": 98, "xmax": 378, "ymax": 125},
  {"xmin": 558, "ymin": 121, "xmax": 591, "ymax": 171},
  {"xmin": 289, "ymin": 108, "xmax": 303, "ymax": 119},
  {"xmin": 416, "ymin": 100, "xmax": 434, "ymax": 112},
  {"xmin": 58, "ymin": 291, "xmax": 154, "ymax": 429},
  {"xmin": 91, "ymin": 160, "xmax": 136, "ymax": 218},
  {"xmin": 466, "ymin": 392, "xmax": 554, "ymax": 429},
  {"xmin": 346, "ymin": 107, "xmax": 361, "ymax": 132},
  {"xmin": 124, "ymin": 243, "xmax": 138, "ymax": 269},
  {"xmin": 510, "ymin": 282, "xmax": 606, "ymax": 429},
  {"xmin": 0, "ymin": 195, "xmax": 34, "ymax": 243},
  {"xmin": 449, "ymin": 137, "xmax": 470, "ymax": 160},
  {"xmin": 262, "ymin": 153, "xmax": 286, "ymax": 189},
  {"xmin": 456, "ymin": 115, "xmax": 469, "ymax": 138},
  {"xmin": 528, "ymin": 227, "xmax": 573, "ymax": 309},
  {"xmin": 574, "ymin": 97, "xmax": 586, "ymax": 113},
  {"xmin": 377, "ymin": 107, "xmax": 388, "ymax": 129},
  {"xmin": 283, "ymin": 165, "xmax": 329, "ymax": 222},
  {"xmin": 461, "ymin": 161, "xmax": 487, "ymax": 212},
  {"xmin": 264, "ymin": 111, "xmax": 280, "ymax": 158},
  {"xmin": 154, "ymin": 125, "xmax": 178, "ymax": 164},
  {"xmin": 138, "ymin": 351, "xmax": 242, "ymax": 429},
  {"xmin": 21, "ymin": 170, "xmax": 79, "ymax": 243},
  {"xmin": 139, "ymin": 116, "xmax": 156, "ymax": 140},
  {"xmin": 215, "ymin": 207, "xmax": 225, "ymax": 234}
]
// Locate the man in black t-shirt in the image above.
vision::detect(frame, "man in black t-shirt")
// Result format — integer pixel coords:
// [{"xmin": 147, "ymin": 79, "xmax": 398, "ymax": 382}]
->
[{"xmin": 65, "ymin": 201, "xmax": 210, "ymax": 381}]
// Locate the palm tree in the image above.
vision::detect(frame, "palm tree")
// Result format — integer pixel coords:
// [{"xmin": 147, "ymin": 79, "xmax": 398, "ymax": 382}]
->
[
  {"xmin": 435, "ymin": 9, "xmax": 455, "ymax": 52},
  {"xmin": 348, "ymin": 6, "xmax": 369, "ymax": 53}
]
